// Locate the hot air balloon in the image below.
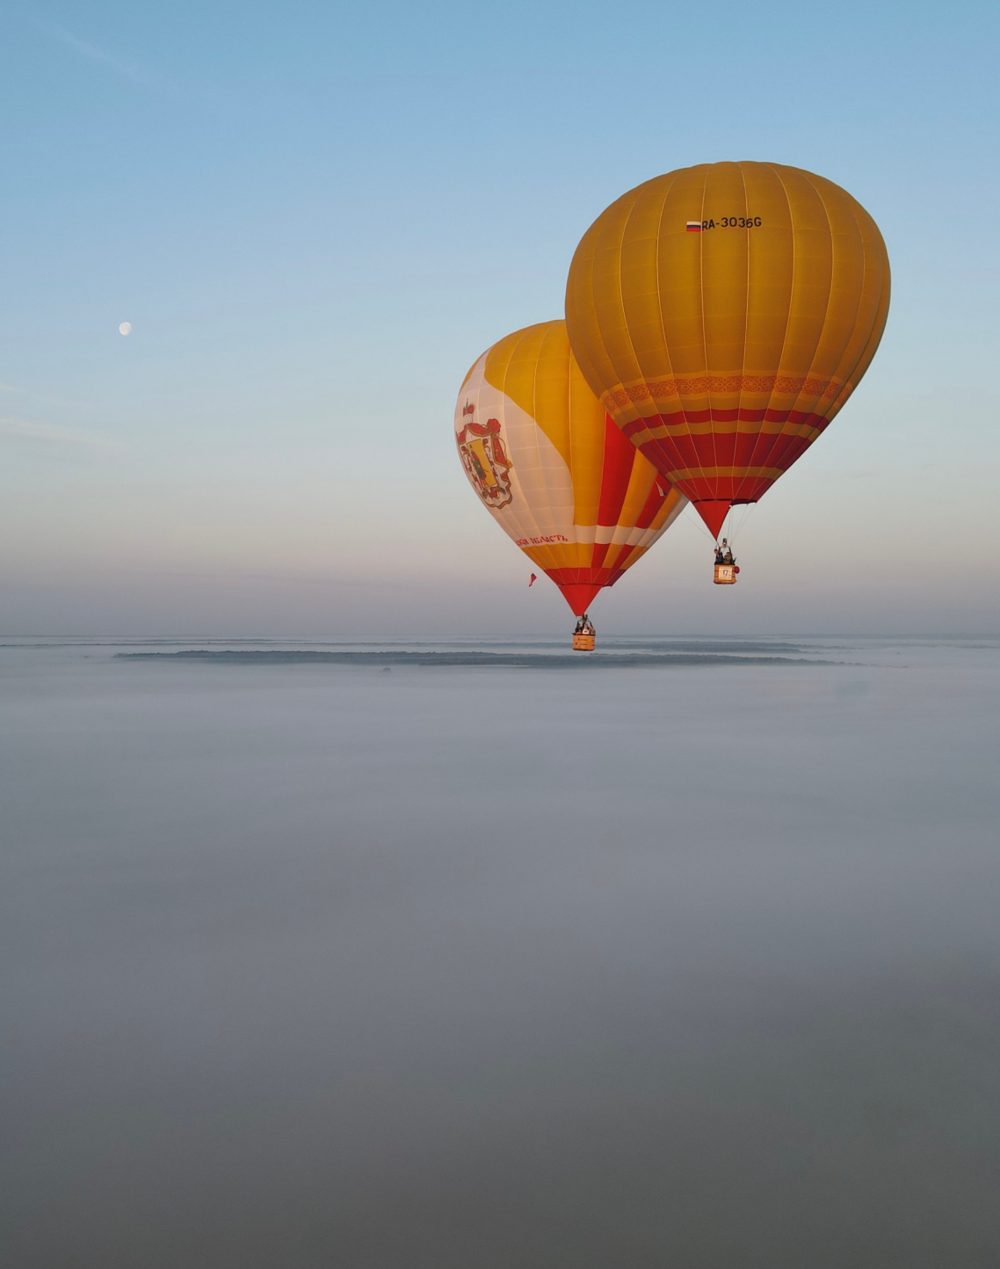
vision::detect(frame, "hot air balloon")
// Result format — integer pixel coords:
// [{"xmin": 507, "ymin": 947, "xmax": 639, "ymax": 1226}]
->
[
  {"xmin": 455, "ymin": 320, "xmax": 687, "ymax": 644},
  {"xmin": 565, "ymin": 162, "xmax": 890, "ymax": 576}
]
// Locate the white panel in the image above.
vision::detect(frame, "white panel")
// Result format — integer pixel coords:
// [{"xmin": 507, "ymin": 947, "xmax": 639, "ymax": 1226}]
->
[{"xmin": 455, "ymin": 356, "xmax": 575, "ymax": 547}]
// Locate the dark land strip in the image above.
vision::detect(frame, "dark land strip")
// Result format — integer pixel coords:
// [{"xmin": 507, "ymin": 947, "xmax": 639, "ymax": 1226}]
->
[{"xmin": 117, "ymin": 650, "xmax": 840, "ymax": 669}]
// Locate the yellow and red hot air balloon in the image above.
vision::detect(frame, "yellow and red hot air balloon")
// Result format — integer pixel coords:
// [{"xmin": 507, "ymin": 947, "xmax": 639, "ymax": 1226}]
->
[
  {"xmin": 565, "ymin": 161, "xmax": 890, "ymax": 550},
  {"xmin": 455, "ymin": 320, "xmax": 686, "ymax": 637}
]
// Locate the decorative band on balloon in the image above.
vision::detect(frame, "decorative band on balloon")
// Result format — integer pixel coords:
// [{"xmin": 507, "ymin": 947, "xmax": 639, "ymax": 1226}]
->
[
  {"xmin": 604, "ymin": 374, "xmax": 845, "ymax": 410},
  {"xmin": 514, "ymin": 539, "xmax": 655, "ymax": 571},
  {"xmin": 660, "ymin": 465, "xmax": 787, "ymax": 483},
  {"xmin": 621, "ymin": 413, "xmax": 830, "ymax": 442},
  {"xmin": 626, "ymin": 425, "xmax": 825, "ymax": 454},
  {"xmin": 527, "ymin": 522, "xmax": 679, "ymax": 548},
  {"xmin": 826, "ymin": 383, "xmax": 855, "ymax": 411},
  {"xmin": 543, "ymin": 561, "xmax": 645, "ymax": 588},
  {"xmin": 630, "ymin": 431, "xmax": 820, "ymax": 497}
]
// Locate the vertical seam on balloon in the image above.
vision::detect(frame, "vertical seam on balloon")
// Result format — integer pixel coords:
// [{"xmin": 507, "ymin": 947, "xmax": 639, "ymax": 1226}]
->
[
  {"xmin": 610, "ymin": 434, "xmax": 629, "ymax": 550},
  {"xmin": 855, "ymin": 228, "xmax": 891, "ymax": 386},
  {"xmin": 652, "ymin": 169, "xmax": 681, "ymax": 472},
  {"xmin": 648, "ymin": 494, "xmax": 685, "ymax": 553},
  {"xmin": 796, "ymin": 171, "xmax": 838, "ymax": 419},
  {"xmin": 522, "ymin": 326, "xmax": 546, "ymax": 550},
  {"xmin": 698, "ymin": 164, "xmax": 719, "ymax": 502},
  {"xmin": 827, "ymin": 199, "xmax": 889, "ymax": 420},
  {"xmin": 615, "ymin": 187, "xmax": 653, "ymax": 418},
  {"xmin": 822, "ymin": 193, "xmax": 874, "ymax": 417},
  {"xmin": 735, "ymin": 162, "xmax": 752, "ymax": 502},
  {"xmin": 586, "ymin": 196, "xmax": 619, "ymax": 407},
  {"xmin": 805, "ymin": 174, "xmax": 869, "ymax": 419},
  {"xmin": 553, "ymin": 321, "xmax": 589, "ymax": 570},
  {"xmin": 564, "ymin": 323, "xmax": 593, "ymax": 574},
  {"xmin": 568, "ymin": 221, "xmax": 606, "ymax": 415},
  {"xmin": 652, "ymin": 171, "xmax": 676, "ymax": 372},
  {"xmin": 840, "ymin": 234, "xmax": 890, "ymax": 410},
  {"xmin": 739, "ymin": 163, "xmax": 797, "ymax": 499},
  {"xmin": 495, "ymin": 341, "xmax": 524, "ymax": 547},
  {"xmin": 563, "ymin": 321, "xmax": 576, "ymax": 538},
  {"xmin": 541, "ymin": 322, "xmax": 570, "ymax": 549},
  {"xmin": 564, "ymin": 237, "xmax": 587, "ymax": 442},
  {"xmin": 741, "ymin": 167, "xmax": 812, "ymax": 499}
]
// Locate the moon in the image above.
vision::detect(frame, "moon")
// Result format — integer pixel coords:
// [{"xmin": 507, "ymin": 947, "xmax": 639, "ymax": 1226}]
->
[{"xmin": 119, "ymin": 322, "xmax": 132, "ymax": 336}]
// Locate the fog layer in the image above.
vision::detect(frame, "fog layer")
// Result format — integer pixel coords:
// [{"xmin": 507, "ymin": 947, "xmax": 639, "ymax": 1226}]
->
[{"xmin": 2, "ymin": 639, "xmax": 999, "ymax": 1267}]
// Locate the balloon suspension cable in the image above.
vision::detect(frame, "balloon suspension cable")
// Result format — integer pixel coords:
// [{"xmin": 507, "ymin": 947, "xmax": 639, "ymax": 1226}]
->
[
  {"xmin": 681, "ymin": 503, "xmax": 718, "ymax": 543},
  {"xmin": 713, "ymin": 506, "xmax": 734, "ymax": 550},
  {"xmin": 727, "ymin": 502, "xmax": 756, "ymax": 545}
]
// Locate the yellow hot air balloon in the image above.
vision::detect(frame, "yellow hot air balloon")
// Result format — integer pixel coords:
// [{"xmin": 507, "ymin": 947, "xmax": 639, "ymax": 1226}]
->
[
  {"xmin": 565, "ymin": 162, "xmax": 890, "ymax": 548},
  {"xmin": 455, "ymin": 320, "xmax": 687, "ymax": 639}
]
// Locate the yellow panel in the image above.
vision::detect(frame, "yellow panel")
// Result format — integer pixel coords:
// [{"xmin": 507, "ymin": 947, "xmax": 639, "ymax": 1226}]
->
[
  {"xmin": 701, "ymin": 162, "xmax": 750, "ymax": 396},
  {"xmin": 566, "ymin": 161, "xmax": 890, "ymax": 446},
  {"xmin": 457, "ymin": 319, "xmax": 689, "ymax": 603},
  {"xmin": 521, "ymin": 542, "xmax": 597, "ymax": 572},
  {"xmin": 484, "ymin": 322, "xmax": 570, "ymax": 466},
  {"xmin": 814, "ymin": 178, "xmax": 891, "ymax": 416},
  {"xmin": 617, "ymin": 452, "xmax": 658, "ymax": 527},
  {"xmin": 566, "ymin": 345, "xmax": 606, "ymax": 526},
  {"xmin": 614, "ymin": 177, "xmax": 673, "ymax": 375},
  {"xmin": 655, "ymin": 166, "xmax": 711, "ymax": 381},
  {"xmin": 590, "ymin": 187, "xmax": 648, "ymax": 394},
  {"xmin": 770, "ymin": 165, "xmax": 834, "ymax": 385},
  {"xmin": 482, "ymin": 321, "xmax": 610, "ymax": 525},
  {"xmin": 740, "ymin": 163, "xmax": 794, "ymax": 407}
]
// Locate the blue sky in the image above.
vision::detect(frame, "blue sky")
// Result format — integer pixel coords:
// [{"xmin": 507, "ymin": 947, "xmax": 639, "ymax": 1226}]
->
[{"xmin": 1, "ymin": 0, "xmax": 997, "ymax": 633}]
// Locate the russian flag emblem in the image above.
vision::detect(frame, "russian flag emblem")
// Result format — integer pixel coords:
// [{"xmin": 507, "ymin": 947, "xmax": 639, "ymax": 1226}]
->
[{"xmin": 686, "ymin": 221, "xmax": 702, "ymax": 232}]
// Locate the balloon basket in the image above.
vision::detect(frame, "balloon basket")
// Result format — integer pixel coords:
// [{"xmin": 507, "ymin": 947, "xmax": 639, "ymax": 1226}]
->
[
  {"xmin": 714, "ymin": 564, "xmax": 737, "ymax": 585},
  {"xmin": 572, "ymin": 633, "xmax": 596, "ymax": 651}
]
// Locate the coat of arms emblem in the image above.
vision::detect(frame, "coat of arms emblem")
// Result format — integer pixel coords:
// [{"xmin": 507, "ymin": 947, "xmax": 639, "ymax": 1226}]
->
[{"xmin": 457, "ymin": 403, "xmax": 513, "ymax": 509}]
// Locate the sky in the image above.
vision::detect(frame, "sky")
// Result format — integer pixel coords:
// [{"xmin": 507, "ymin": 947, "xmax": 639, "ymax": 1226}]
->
[{"xmin": 1, "ymin": 0, "xmax": 998, "ymax": 635}]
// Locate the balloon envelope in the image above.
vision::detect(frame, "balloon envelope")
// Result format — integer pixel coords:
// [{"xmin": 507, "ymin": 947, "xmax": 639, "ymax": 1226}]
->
[
  {"xmin": 455, "ymin": 320, "xmax": 687, "ymax": 614},
  {"xmin": 565, "ymin": 162, "xmax": 890, "ymax": 538}
]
